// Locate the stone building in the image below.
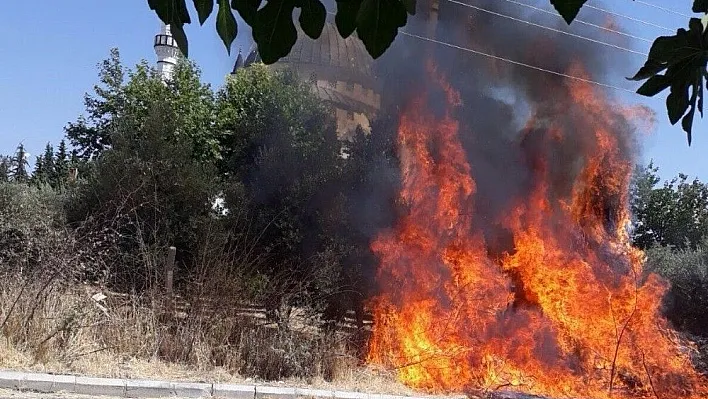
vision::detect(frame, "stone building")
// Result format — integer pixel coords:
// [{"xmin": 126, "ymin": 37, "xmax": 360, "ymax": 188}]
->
[{"xmin": 235, "ymin": 19, "xmax": 382, "ymax": 141}]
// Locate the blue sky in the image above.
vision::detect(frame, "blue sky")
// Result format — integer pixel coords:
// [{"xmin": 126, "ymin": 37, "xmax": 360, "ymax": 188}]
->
[{"xmin": 0, "ymin": 0, "xmax": 702, "ymax": 181}]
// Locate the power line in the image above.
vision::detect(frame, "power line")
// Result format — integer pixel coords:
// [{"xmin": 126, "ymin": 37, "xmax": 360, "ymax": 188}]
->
[
  {"xmin": 398, "ymin": 30, "xmax": 644, "ymax": 96},
  {"xmin": 630, "ymin": 0, "xmax": 693, "ymax": 19},
  {"xmin": 583, "ymin": 3, "xmax": 674, "ymax": 33},
  {"xmin": 498, "ymin": 0, "xmax": 653, "ymax": 43},
  {"xmin": 447, "ymin": 0, "xmax": 649, "ymax": 56},
  {"xmin": 329, "ymin": 2, "xmax": 662, "ymax": 99}
]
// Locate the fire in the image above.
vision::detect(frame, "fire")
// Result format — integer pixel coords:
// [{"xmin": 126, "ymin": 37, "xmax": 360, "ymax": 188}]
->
[{"xmin": 366, "ymin": 62, "xmax": 708, "ymax": 398}]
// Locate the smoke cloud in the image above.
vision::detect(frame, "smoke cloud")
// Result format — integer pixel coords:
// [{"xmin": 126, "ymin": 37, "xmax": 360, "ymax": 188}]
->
[{"xmin": 368, "ymin": 0, "xmax": 648, "ymax": 262}]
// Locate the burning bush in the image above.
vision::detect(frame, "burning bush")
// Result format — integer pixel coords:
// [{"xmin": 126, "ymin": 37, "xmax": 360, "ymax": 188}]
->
[{"xmin": 365, "ymin": 61, "xmax": 708, "ymax": 399}]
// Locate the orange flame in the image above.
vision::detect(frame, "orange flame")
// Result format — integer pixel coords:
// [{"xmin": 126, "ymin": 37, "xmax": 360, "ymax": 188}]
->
[{"xmin": 367, "ymin": 62, "xmax": 707, "ymax": 399}]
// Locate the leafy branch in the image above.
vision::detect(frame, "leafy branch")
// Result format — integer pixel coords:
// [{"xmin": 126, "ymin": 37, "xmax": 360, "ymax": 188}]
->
[
  {"xmin": 148, "ymin": 0, "xmax": 414, "ymax": 63},
  {"xmin": 628, "ymin": 12, "xmax": 708, "ymax": 145}
]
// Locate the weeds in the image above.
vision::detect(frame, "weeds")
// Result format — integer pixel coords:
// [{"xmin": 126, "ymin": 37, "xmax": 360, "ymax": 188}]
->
[{"xmin": 0, "ymin": 183, "xmax": 369, "ymax": 385}]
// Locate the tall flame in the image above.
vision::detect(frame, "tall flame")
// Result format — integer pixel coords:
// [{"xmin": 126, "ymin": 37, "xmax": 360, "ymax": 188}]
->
[{"xmin": 367, "ymin": 62, "xmax": 707, "ymax": 399}]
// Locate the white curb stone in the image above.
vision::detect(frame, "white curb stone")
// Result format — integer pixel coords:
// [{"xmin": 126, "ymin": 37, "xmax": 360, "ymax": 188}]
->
[
  {"xmin": 213, "ymin": 383, "xmax": 256, "ymax": 399},
  {"xmin": 296, "ymin": 388, "xmax": 335, "ymax": 398},
  {"xmin": 0, "ymin": 370, "xmax": 463, "ymax": 399},
  {"xmin": 333, "ymin": 391, "xmax": 369, "ymax": 399},
  {"xmin": 51, "ymin": 374, "xmax": 77, "ymax": 392},
  {"xmin": 255, "ymin": 385, "xmax": 298, "ymax": 399},
  {"xmin": 0, "ymin": 371, "xmax": 24, "ymax": 390},
  {"xmin": 21, "ymin": 373, "xmax": 56, "ymax": 392},
  {"xmin": 125, "ymin": 379, "xmax": 176, "ymax": 397},
  {"xmin": 75, "ymin": 376, "xmax": 126, "ymax": 397},
  {"xmin": 370, "ymin": 394, "xmax": 406, "ymax": 399},
  {"xmin": 174, "ymin": 381, "xmax": 213, "ymax": 398}
]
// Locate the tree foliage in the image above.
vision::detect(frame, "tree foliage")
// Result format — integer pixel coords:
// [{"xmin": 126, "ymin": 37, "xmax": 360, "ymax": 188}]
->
[
  {"xmin": 629, "ymin": 16, "xmax": 708, "ymax": 145},
  {"xmin": 631, "ymin": 163, "xmax": 708, "ymax": 250},
  {"xmin": 631, "ymin": 163, "xmax": 708, "ymax": 337},
  {"xmin": 9, "ymin": 144, "xmax": 30, "ymax": 183},
  {"xmin": 0, "ymin": 157, "xmax": 10, "ymax": 182},
  {"xmin": 66, "ymin": 101, "xmax": 220, "ymax": 289},
  {"xmin": 65, "ymin": 49, "xmax": 125, "ymax": 160},
  {"xmin": 32, "ymin": 140, "xmax": 74, "ymax": 189},
  {"xmin": 55, "ymin": 50, "xmax": 390, "ymax": 324},
  {"xmin": 645, "ymin": 239, "xmax": 708, "ymax": 337},
  {"xmin": 65, "ymin": 49, "xmax": 217, "ymax": 162},
  {"xmin": 215, "ymin": 65, "xmax": 353, "ymax": 311}
]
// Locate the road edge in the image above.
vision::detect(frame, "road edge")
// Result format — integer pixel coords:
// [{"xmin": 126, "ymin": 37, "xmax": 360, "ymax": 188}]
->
[{"xmin": 0, "ymin": 370, "xmax": 465, "ymax": 399}]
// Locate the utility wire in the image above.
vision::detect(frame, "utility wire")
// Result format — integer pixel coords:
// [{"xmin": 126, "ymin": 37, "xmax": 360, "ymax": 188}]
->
[
  {"xmin": 330, "ymin": 4, "xmax": 662, "ymax": 99},
  {"xmin": 630, "ymin": 0, "xmax": 693, "ymax": 19},
  {"xmin": 398, "ymin": 31, "xmax": 643, "ymax": 96},
  {"xmin": 583, "ymin": 3, "xmax": 674, "ymax": 33},
  {"xmin": 447, "ymin": 0, "xmax": 649, "ymax": 56},
  {"xmin": 498, "ymin": 0, "xmax": 653, "ymax": 43}
]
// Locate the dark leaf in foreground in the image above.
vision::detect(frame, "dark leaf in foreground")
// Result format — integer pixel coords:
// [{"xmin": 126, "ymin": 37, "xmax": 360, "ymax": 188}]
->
[
  {"xmin": 253, "ymin": 0, "xmax": 298, "ymax": 64},
  {"xmin": 356, "ymin": 0, "xmax": 407, "ymax": 58},
  {"xmin": 550, "ymin": 0, "xmax": 587, "ymax": 25}
]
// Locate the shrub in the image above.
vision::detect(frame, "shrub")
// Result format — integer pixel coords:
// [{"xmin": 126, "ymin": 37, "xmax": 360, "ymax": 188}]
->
[
  {"xmin": 64, "ymin": 103, "xmax": 220, "ymax": 291},
  {"xmin": 645, "ymin": 240, "xmax": 708, "ymax": 336},
  {"xmin": 0, "ymin": 182, "xmax": 68, "ymax": 275}
]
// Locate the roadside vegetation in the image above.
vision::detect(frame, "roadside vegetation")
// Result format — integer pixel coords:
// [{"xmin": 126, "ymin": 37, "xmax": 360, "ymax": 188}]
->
[{"xmin": 0, "ymin": 50, "xmax": 400, "ymax": 388}]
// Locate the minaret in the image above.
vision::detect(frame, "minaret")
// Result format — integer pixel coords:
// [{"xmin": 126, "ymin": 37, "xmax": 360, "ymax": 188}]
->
[
  {"xmin": 231, "ymin": 49, "xmax": 245, "ymax": 75},
  {"xmin": 154, "ymin": 23, "xmax": 181, "ymax": 80}
]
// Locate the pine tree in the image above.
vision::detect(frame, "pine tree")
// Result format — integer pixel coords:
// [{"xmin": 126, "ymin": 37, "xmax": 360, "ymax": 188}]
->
[
  {"xmin": 0, "ymin": 156, "xmax": 10, "ymax": 182},
  {"xmin": 54, "ymin": 140, "xmax": 69, "ymax": 187},
  {"xmin": 32, "ymin": 154, "xmax": 46, "ymax": 185},
  {"xmin": 10, "ymin": 144, "xmax": 30, "ymax": 183},
  {"xmin": 34, "ymin": 143, "xmax": 55, "ymax": 185}
]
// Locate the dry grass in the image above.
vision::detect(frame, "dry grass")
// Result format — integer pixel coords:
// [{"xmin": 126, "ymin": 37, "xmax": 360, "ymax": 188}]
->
[
  {"xmin": 0, "ymin": 277, "xmax": 414, "ymax": 395},
  {"xmin": 0, "ymin": 182, "xmax": 415, "ymax": 395}
]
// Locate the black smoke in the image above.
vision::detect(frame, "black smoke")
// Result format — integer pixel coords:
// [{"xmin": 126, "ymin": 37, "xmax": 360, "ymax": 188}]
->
[{"xmin": 364, "ymin": 0, "xmax": 650, "ymax": 287}]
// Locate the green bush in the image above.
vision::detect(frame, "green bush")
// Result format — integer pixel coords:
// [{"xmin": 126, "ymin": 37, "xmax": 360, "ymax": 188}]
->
[
  {"xmin": 0, "ymin": 182, "xmax": 67, "ymax": 273},
  {"xmin": 64, "ymin": 103, "xmax": 220, "ymax": 291},
  {"xmin": 645, "ymin": 240, "xmax": 708, "ymax": 336},
  {"xmin": 0, "ymin": 182, "xmax": 64, "ymax": 230}
]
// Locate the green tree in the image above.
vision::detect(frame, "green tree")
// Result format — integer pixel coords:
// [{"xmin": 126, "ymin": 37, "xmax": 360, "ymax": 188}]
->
[
  {"xmin": 66, "ymin": 49, "xmax": 217, "ymax": 162},
  {"xmin": 31, "ymin": 143, "xmax": 55, "ymax": 186},
  {"xmin": 0, "ymin": 156, "xmax": 10, "ymax": 182},
  {"xmin": 10, "ymin": 144, "xmax": 30, "ymax": 183},
  {"xmin": 66, "ymin": 101, "xmax": 219, "ymax": 290},
  {"xmin": 215, "ymin": 65, "xmax": 352, "ymax": 316},
  {"xmin": 65, "ymin": 48, "xmax": 124, "ymax": 160},
  {"xmin": 164, "ymin": 62, "xmax": 218, "ymax": 161},
  {"xmin": 54, "ymin": 140, "xmax": 69, "ymax": 187},
  {"xmin": 32, "ymin": 155, "xmax": 45, "ymax": 186},
  {"xmin": 645, "ymin": 239, "xmax": 708, "ymax": 337},
  {"xmin": 631, "ymin": 163, "xmax": 708, "ymax": 250}
]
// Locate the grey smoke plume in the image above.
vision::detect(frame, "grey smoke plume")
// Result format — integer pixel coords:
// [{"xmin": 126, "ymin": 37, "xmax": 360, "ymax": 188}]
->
[{"xmin": 366, "ymin": 0, "xmax": 649, "ymax": 274}]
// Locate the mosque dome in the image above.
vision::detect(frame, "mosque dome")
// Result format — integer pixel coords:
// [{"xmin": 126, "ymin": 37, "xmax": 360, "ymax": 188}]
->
[
  {"xmin": 241, "ymin": 20, "xmax": 382, "ymax": 140},
  {"xmin": 244, "ymin": 22, "xmax": 377, "ymax": 87}
]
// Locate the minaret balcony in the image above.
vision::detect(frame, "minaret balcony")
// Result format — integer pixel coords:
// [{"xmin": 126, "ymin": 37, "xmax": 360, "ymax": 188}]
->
[{"xmin": 154, "ymin": 34, "xmax": 178, "ymax": 48}]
